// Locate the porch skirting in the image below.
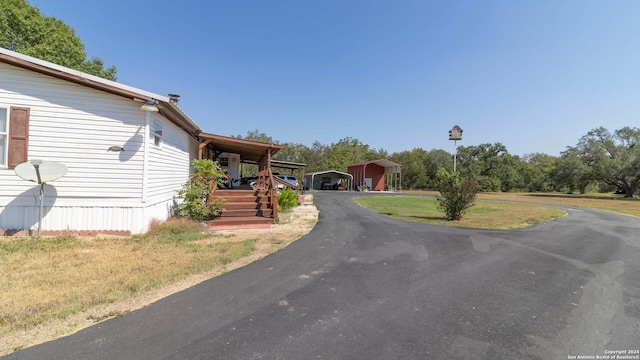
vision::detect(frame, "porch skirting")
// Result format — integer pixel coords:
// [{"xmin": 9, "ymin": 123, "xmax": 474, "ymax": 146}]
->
[{"xmin": 0, "ymin": 198, "xmax": 175, "ymax": 236}]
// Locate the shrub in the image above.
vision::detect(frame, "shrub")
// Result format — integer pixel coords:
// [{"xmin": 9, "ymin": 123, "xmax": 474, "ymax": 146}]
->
[
  {"xmin": 277, "ymin": 188, "xmax": 299, "ymax": 211},
  {"xmin": 436, "ymin": 168, "xmax": 478, "ymax": 221},
  {"xmin": 173, "ymin": 159, "xmax": 226, "ymax": 221}
]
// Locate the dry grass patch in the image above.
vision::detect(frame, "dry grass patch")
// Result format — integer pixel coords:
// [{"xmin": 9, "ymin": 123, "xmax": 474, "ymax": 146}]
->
[
  {"xmin": 1, "ymin": 233, "xmax": 255, "ymax": 342},
  {"xmin": 0, "ymin": 205, "xmax": 318, "ymax": 355},
  {"xmin": 476, "ymin": 192, "xmax": 640, "ymax": 218},
  {"xmin": 460, "ymin": 201, "xmax": 566, "ymax": 228},
  {"xmin": 400, "ymin": 190, "xmax": 640, "ymax": 218}
]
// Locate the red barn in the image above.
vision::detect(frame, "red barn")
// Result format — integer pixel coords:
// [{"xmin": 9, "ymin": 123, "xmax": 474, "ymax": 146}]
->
[{"xmin": 347, "ymin": 159, "xmax": 403, "ymax": 191}]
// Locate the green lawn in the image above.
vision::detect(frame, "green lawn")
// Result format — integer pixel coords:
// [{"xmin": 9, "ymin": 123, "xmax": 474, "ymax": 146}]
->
[{"xmin": 354, "ymin": 195, "xmax": 567, "ymax": 229}]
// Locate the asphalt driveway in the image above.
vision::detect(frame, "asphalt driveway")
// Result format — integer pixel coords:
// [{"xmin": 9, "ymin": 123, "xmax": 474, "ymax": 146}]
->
[{"xmin": 4, "ymin": 191, "xmax": 640, "ymax": 359}]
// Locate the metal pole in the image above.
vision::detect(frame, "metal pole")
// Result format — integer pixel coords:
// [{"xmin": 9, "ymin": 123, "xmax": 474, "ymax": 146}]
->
[
  {"xmin": 38, "ymin": 183, "xmax": 44, "ymax": 238},
  {"xmin": 33, "ymin": 163, "xmax": 43, "ymax": 238},
  {"xmin": 453, "ymin": 140, "xmax": 457, "ymax": 172}
]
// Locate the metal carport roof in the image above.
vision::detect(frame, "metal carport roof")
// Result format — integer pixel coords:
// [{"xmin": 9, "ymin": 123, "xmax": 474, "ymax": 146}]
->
[
  {"xmin": 304, "ymin": 170, "xmax": 353, "ymax": 190},
  {"xmin": 347, "ymin": 159, "xmax": 403, "ymax": 173}
]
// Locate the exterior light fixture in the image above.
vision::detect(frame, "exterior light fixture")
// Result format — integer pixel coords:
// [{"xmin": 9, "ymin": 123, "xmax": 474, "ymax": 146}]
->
[{"xmin": 140, "ymin": 99, "xmax": 159, "ymax": 112}]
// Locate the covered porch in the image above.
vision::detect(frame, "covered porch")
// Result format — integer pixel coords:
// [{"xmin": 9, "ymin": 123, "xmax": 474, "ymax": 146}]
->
[
  {"xmin": 198, "ymin": 133, "xmax": 284, "ymax": 223},
  {"xmin": 198, "ymin": 133, "xmax": 283, "ymax": 188}
]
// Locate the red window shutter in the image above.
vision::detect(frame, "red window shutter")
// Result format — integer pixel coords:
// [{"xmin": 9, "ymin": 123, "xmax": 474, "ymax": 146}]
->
[{"xmin": 8, "ymin": 107, "xmax": 30, "ymax": 169}]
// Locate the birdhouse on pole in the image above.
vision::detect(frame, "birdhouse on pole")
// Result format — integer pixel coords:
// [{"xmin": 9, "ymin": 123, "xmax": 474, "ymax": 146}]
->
[{"xmin": 449, "ymin": 125, "xmax": 463, "ymax": 141}]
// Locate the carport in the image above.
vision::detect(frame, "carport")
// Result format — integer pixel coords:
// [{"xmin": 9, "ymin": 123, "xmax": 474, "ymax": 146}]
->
[
  {"xmin": 271, "ymin": 160, "xmax": 307, "ymax": 192},
  {"xmin": 305, "ymin": 170, "xmax": 353, "ymax": 190}
]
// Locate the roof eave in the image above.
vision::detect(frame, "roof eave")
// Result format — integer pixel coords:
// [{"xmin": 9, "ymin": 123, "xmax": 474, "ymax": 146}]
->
[{"xmin": 157, "ymin": 101, "xmax": 201, "ymax": 138}]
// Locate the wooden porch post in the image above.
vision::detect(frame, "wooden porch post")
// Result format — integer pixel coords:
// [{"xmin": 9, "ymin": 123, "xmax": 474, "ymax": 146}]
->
[
  {"xmin": 266, "ymin": 149, "xmax": 279, "ymax": 221},
  {"xmin": 198, "ymin": 139, "xmax": 214, "ymax": 160}
]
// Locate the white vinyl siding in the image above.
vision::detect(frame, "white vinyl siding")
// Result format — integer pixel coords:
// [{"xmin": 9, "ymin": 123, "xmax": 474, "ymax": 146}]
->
[
  {"xmin": 0, "ymin": 61, "xmax": 197, "ymax": 234},
  {"xmin": 145, "ymin": 113, "xmax": 197, "ymax": 202}
]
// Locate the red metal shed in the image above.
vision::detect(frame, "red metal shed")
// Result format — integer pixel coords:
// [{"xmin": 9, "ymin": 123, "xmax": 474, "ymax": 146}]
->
[{"xmin": 347, "ymin": 159, "xmax": 403, "ymax": 191}]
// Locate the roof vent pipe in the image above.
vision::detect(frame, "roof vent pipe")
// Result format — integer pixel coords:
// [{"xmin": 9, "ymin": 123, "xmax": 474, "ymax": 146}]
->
[{"xmin": 168, "ymin": 93, "xmax": 180, "ymax": 104}]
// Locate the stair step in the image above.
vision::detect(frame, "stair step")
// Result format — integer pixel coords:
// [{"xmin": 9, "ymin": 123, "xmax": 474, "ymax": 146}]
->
[
  {"xmin": 209, "ymin": 189, "xmax": 276, "ymax": 228},
  {"xmin": 220, "ymin": 209, "xmax": 273, "ymax": 217},
  {"xmin": 215, "ymin": 189, "xmax": 267, "ymax": 197},
  {"xmin": 218, "ymin": 196, "xmax": 268, "ymax": 202},
  {"xmin": 207, "ymin": 216, "xmax": 273, "ymax": 228},
  {"xmin": 224, "ymin": 202, "xmax": 270, "ymax": 210}
]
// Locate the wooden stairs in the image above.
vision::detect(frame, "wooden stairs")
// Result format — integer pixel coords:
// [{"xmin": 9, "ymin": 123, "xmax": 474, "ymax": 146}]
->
[{"xmin": 207, "ymin": 189, "xmax": 275, "ymax": 230}]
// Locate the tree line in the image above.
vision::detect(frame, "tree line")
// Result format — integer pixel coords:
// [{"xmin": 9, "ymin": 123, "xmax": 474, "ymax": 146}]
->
[{"xmin": 239, "ymin": 126, "xmax": 640, "ymax": 198}]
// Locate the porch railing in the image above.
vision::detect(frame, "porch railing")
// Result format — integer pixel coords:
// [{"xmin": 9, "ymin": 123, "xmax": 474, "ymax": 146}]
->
[{"xmin": 253, "ymin": 167, "xmax": 279, "ymax": 222}]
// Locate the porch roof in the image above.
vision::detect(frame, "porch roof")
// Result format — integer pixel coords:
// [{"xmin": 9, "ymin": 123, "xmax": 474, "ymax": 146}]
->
[{"xmin": 198, "ymin": 133, "xmax": 283, "ymax": 163}]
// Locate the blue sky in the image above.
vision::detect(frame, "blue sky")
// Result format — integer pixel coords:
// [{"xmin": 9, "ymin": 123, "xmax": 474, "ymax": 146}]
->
[{"xmin": 29, "ymin": 0, "xmax": 640, "ymax": 157}]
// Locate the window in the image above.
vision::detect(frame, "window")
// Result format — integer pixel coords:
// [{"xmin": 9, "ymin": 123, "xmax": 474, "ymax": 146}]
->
[
  {"xmin": 1, "ymin": 106, "xmax": 29, "ymax": 169},
  {"xmin": 153, "ymin": 121, "xmax": 162, "ymax": 146}
]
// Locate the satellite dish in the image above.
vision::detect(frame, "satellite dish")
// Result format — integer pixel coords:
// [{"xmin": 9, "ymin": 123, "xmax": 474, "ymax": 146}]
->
[
  {"xmin": 15, "ymin": 160, "xmax": 67, "ymax": 183},
  {"xmin": 14, "ymin": 160, "xmax": 67, "ymax": 238}
]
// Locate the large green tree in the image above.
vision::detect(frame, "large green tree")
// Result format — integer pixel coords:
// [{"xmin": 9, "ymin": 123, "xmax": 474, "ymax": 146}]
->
[
  {"xmin": 274, "ymin": 142, "xmax": 308, "ymax": 164},
  {"xmin": 235, "ymin": 129, "xmax": 276, "ymax": 144},
  {"xmin": 302, "ymin": 141, "xmax": 327, "ymax": 173},
  {"xmin": 0, "ymin": 0, "xmax": 117, "ymax": 80},
  {"xmin": 551, "ymin": 152, "xmax": 591, "ymax": 194},
  {"xmin": 456, "ymin": 143, "xmax": 523, "ymax": 192},
  {"xmin": 568, "ymin": 127, "xmax": 640, "ymax": 197},
  {"xmin": 521, "ymin": 153, "xmax": 557, "ymax": 192},
  {"xmin": 390, "ymin": 148, "xmax": 429, "ymax": 190},
  {"xmin": 311, "ymin": 137, "xmax": 385, "ymax": 173}
]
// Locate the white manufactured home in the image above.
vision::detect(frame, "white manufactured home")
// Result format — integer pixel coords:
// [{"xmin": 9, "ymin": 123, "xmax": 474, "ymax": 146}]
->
[{"xmin": 0, "ymin": 48, "xmax": 201, "ymax": 235}]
